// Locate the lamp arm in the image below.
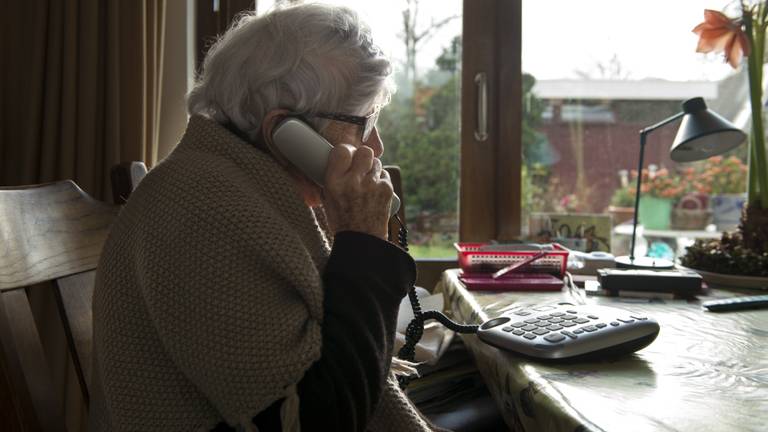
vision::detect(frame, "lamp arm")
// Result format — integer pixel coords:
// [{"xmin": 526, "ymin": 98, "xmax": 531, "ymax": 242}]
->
[
  {"xmin": 629, "ymin": 111, "xmax": 684, "ymax": 261},
  {"xmin": 629, "ymin": 132, "xmax": 646, "ymax": 261},
  {"xmin": 641, "ymin": 111, "xmax": 685, "ymax": 135}
]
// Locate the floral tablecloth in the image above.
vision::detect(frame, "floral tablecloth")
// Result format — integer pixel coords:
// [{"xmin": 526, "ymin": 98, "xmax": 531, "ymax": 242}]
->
[{"xmin": 435, "ymin": 269, "xmax": 768, "ymax": 432}]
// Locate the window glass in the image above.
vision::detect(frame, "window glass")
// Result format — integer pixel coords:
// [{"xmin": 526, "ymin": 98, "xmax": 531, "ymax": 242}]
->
[{"xmin": 521, "ymin": 0, "xmax": 746, "ymax": 260}]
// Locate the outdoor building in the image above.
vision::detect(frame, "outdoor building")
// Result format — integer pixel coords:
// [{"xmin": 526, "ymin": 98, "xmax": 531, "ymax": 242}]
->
[{"xmin": 530, "ymin": 79, "xmax": 723, "ymax": 214}]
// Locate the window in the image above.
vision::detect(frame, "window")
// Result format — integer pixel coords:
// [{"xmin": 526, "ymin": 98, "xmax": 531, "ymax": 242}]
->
[
  {"xmin": 521, "ymin": 0, "xmax": 746, "ymax": 260},
  {"xmin": 253, "ymin": 1, "xmax": 521, "ymax": 260}
]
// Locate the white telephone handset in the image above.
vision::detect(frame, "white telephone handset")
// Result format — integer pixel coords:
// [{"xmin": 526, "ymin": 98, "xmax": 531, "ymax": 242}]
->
[{"xmin": 271, "ymin": 117, "xmax": 401, "ymax": 217}]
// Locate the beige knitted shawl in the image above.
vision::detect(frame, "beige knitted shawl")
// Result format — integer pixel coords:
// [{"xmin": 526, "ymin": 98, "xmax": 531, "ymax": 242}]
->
[{"xmin": 89, "ymin": 115, "xmax": 434, "ymax": 431}]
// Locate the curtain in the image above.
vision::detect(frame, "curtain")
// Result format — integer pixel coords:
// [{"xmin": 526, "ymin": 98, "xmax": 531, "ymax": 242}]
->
[
  {"xmin": 0, "ymin": 1, "xmax": 177, "ymax": 430},
  {"xmin": 0, "ymin": 0, "xmax": 170, "ymax": 202}
]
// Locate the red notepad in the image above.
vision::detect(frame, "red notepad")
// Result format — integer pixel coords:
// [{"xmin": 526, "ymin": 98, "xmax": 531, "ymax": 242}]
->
[{"xmin": 458, "ymin": 271, "xmax": 564, "ymax": 291}]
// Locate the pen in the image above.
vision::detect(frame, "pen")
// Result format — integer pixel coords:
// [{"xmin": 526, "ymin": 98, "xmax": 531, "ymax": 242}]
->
[{"xmin": 492, "ymin": 250, "xmax": 547, "ymax": 279}]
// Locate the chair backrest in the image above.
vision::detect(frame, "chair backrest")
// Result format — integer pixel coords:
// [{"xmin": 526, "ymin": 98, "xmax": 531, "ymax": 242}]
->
[
  {"xmin": 0, "ymin": 181, "xmax": 118, "ymax": 431},
  {"xmin": 110, "ymin": 161, "xmax": 148, "ymax": 204}
]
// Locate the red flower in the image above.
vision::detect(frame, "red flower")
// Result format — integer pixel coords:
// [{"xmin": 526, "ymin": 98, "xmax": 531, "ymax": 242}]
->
[{"xmin": 693, "ymin": 9, "xmax": 750, "ymax": 68}]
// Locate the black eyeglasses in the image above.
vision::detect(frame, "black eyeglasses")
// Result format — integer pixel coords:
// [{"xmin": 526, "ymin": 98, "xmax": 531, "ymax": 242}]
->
[{"xmin": 310, "ymin": 105, "xmax": 381, "ymax": 142}]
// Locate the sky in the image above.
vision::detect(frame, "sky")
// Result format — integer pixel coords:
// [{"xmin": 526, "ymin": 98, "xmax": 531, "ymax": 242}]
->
[{"xmin": 257, "ymin": 0, "xmax": 738, "ymax": 82}]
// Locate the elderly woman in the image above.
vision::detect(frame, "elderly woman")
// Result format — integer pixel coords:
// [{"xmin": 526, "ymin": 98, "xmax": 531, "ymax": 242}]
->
[{"xmin": 89, "ymin": 4, "xmax": 441, "ymax": 432}]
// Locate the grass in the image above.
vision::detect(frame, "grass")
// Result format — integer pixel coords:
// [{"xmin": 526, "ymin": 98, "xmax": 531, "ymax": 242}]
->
[{"xmin": 408, "ymin": 244, "xmax": 457, "ymax": 259}]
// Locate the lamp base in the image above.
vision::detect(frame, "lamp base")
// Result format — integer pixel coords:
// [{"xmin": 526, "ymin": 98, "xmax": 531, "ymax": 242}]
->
[{"xmin": 615, "ymin": 255, "xmax": 674, "ymax": 269}]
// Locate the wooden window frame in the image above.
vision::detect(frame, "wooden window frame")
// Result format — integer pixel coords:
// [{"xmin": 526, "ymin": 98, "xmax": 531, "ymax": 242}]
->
[
  {"xmin": 417, "ymin": 0, "xmax": 521, "ymax": 289},
  {"xmin": 459, "ymin": 0, "xmax": 522, "ymax": 242}
]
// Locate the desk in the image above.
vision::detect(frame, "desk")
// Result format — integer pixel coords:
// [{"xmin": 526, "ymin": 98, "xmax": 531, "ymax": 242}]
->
[{"xmin": 435, "ymin": 270, "xmax": 768, "ymax": 432}]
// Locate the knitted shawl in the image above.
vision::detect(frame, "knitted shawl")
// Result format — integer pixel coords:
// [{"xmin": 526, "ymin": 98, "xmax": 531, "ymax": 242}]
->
[{"xmin": 89, "ymin": 115, "xmax": 434, "ymax": 431}]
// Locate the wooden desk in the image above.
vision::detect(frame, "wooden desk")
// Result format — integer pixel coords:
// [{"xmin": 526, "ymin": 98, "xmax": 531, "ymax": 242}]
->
[{"xmin": 435, "ymin": 270, "xmax": 768, "ymax": 432}]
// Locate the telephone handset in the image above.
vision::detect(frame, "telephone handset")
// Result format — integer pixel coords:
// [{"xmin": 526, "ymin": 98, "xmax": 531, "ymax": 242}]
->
[
  {"xmin": 271, "ymin": 116, "xmax": 477, "ymax": 388},
  {"xmin": 271, "ymin": 117, "xmax": 401, "ymax": 217}
]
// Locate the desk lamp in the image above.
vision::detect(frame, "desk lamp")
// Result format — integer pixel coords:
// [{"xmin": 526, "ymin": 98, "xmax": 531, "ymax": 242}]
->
[{"xmin": 615, "ymin": 97, "xmax": 746, "ymax": 269}]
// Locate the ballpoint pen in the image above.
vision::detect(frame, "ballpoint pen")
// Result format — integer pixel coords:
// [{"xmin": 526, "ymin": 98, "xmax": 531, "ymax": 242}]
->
[{"xmin": 492, "ymin": 250, "xmax": 547, "ymax": 279}]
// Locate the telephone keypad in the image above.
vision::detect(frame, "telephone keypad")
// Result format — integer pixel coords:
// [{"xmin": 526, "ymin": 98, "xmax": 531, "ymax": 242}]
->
[{"xmin": 495, "ymin": 307, "xmax": 652, "ymax": 345}]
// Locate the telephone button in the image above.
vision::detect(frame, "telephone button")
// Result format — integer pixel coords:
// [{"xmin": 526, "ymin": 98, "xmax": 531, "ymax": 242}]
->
[
  {"xmin": 544, "ymin": 333, "xmax": 566, "ymax": 343},
  {"xmin": 480, "ymin": 317, "xmax": 510, "ymax": 330}
]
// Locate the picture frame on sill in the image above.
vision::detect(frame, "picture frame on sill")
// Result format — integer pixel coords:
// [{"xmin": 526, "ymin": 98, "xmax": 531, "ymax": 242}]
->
[{"xmin": 528, "ymin": 212, "xmax": 612, "ymax": 252}]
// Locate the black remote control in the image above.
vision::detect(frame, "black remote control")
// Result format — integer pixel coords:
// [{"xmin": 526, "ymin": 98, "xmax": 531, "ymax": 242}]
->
[{"xmin": 702, "ymin": 295, "xmax": 768, "ymax": 312}]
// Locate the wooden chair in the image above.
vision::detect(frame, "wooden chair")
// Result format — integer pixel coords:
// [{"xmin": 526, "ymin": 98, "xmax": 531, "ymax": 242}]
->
[
  {"xmin": 0, "ymin": 181, "xmax": 119, "ymax": 431},
  {"xmin": 110, "ymin": 161, "xmax": 148, "ymax": 204}
]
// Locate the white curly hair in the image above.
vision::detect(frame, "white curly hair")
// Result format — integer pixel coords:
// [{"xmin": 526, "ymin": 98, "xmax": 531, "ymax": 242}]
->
[{"xmin": 187, "ymin": 3, "xmax": 394, "ymax": 141}]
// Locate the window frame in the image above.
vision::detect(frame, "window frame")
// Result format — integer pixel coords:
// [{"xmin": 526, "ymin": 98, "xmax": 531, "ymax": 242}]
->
[{"xmin": 459, "ymin": 0, "xmax": 522, "ymax": 242}]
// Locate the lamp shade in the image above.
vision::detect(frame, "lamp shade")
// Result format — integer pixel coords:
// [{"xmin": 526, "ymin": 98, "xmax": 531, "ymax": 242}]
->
[{"xmin": 669, "ymin": 97, "xmax": 746, "ymax": 162}]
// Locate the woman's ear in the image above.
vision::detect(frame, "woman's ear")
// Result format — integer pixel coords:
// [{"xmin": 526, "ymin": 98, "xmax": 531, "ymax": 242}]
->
[
  {"xmin": 260, "ymin": 108, "xmax": 292, "ymax": 166},
  {"xmin": 261, "ymin": 109, "xmax": 291, "ymax": 148}
]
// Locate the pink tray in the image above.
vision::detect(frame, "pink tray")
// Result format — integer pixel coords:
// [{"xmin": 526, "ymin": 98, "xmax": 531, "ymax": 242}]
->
[
  {"xmin": 458, "ymin": 271, "xmax": 565, "ymax": 291},
  {"xmin": 454, "ymin": 242, "xmax": 569, "ymax": 277}
]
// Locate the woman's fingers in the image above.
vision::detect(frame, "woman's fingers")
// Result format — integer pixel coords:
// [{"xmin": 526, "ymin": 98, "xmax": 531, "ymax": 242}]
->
[
  {"xmin": 364, "ymin": 158, "xmax": 383, "ymax": 183},
  {"xmin": 325, "ymin": 144, "xmax": 355, "ymax": 186},
  {"xmin": 321, "ymin": 145, "xmax": 392, "ymax": 240},
  {"xmin": 349, "ymin": 145, "xmax": 374, "ymax": 178}
]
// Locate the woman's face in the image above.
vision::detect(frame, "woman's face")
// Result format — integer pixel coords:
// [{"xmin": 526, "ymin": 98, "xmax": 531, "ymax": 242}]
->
[{"xmin": 320, "ymin": 120, "xmax": 383, "ymax": 158}]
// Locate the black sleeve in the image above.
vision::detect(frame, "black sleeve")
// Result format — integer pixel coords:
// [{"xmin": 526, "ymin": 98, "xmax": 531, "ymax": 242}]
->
[{"xmin": 251, "ymin": 231, "xmax": 417, "ymax": 432}]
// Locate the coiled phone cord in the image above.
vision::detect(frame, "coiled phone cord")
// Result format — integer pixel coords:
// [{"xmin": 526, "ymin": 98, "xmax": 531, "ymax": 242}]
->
[{"xmin": 393, "ymin": 215, "xmax": 479, "ymax": 387}]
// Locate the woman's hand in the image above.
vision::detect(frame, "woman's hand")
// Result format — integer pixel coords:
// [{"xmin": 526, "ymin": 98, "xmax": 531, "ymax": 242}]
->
[{"xmin": 322, "ymin": 144, "xmax": 393, "ymax": 240}]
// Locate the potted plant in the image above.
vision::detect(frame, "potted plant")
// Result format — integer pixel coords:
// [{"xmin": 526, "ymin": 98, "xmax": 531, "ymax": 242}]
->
[
  {"xmin": 697, "ymin": 156, "xmax": 748, "ymax": 230},
  {"xmin": 670, "ymin": 166, "xmax": 708, "ymax": 230},
  {"xmin": 636, "ymin": 166, "xmax": 686, "ymax": 230},
  {"xmin": 608, "ymin": 183, "xmax": 635, "ymax": 225},
  {"xmin": 681, "ymin": 4, "xmax": 768, "ymax": 278}
]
